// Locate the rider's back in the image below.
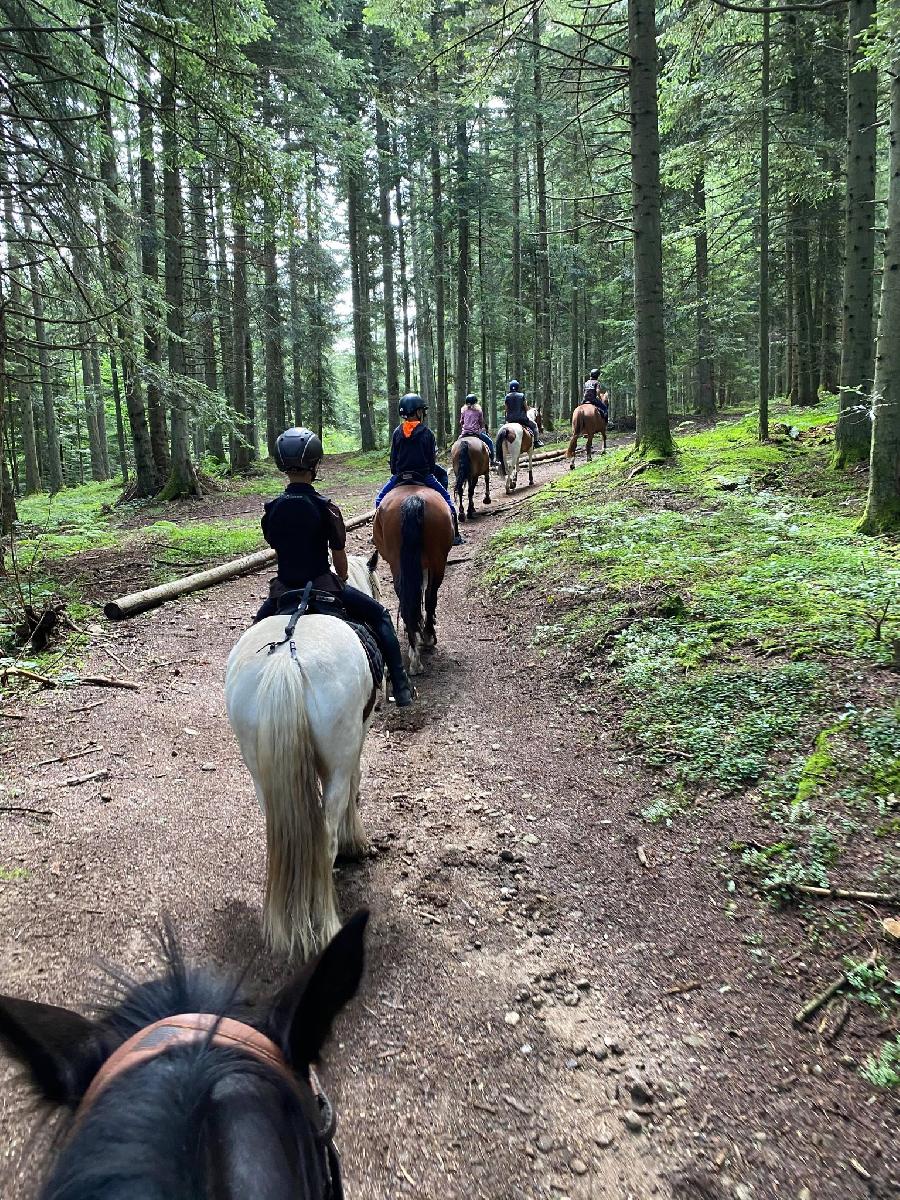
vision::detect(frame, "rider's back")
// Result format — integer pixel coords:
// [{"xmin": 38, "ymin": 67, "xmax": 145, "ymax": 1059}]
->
[
  {"xmin": 390, "ymin": 420, "xmax": 437, "ymax": 476},
  {"xmin": 504, "ymin": 389, "xmax": 527, "ymax": 423}
]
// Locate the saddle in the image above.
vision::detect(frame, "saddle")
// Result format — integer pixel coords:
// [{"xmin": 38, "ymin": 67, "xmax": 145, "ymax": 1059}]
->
[{"xmin": 265, "ymin": 584, "xmax": 384, "ymax": 690}]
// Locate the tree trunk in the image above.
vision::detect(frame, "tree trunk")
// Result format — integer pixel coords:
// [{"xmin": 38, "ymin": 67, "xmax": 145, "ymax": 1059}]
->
[
  {"xmin": 693, "ymin": 170, "xmax": 715, "ymax": 417},
  {"xmin": 0, "ymin": 304, "xmax": 19, "ymax": 531},
  {"xmin": 570, "ymin": 199, "xmax": 581, "ymax": 413},
  {"xmin": 511, "ymin": 85, "xmax": 523, "ymax": 380},
  {"xmin": 22, "ymin": 208, "xmax": 63, "ymax": 490},
  {"xmin": 211, "ymin": 162, "xmax": 234, "ymax": 462},
  {"xmin": 90, "ymin": 343, "xmax": 111, "ymax": 476},
  {"xmin": 532, "ymin": 7, "xmax": 552, "ymax": 428},
  {"xmin": 454, "ymin": 104, "xmax": 471, "ymax": 413},
  {"xmin": 408, "ymin": 160, "xmax": 434, "ymax": 411},
  {"xmin": 375, "ymin": 106, "xmax": 401, "ymax": 431},
  {"xmin": 759, "ymin": 7, "xmax": 770, "ymax": 441},
  {"xmin": 138, "ymin": 85, "xmax": 169, "ymax": 481},
  {"xmin": 835, "ymin": 0, "xmax": 878, "ymax": 464},
  {"xmin": 288, "ymin": 237, "xmax": 304, "ymax": 425},
  {"xmin": 229, "ymin": 177, "xmax": 252, "ymax": 472},
  {"xmin": 91, "ymin": 17, "xmax": 156, "ymax": 496},
  {"xmin": 1, "ymin": 174, "xmax": 41, "ymax": 493},
  {"xmin": 628, "ymin": 0, "xmax": 673, "ymax": 457},
  {"xmin": 189, "ymin": 153, "xmax": 221, "ymax": 458},
  {"xmin": 430, "ymin": 84, "xmax": 449, "ymax": 447},
  {"xmin": 262, "ymin": 215, "xmax": 287, "ymax": 457},
  {"xmin": 792, "ymin": 209, "xmax": 817, "ymax": 406},
  {"xmin": 110, "ymin": 347, "xmax": 129, "ymax": 481},
  {"xmin": 392, "ymin": 138, "xmax": 413, "ymax": 395},
  {"xmin": 159, "ymin": 62, "xmax": 200, "ymax": 499},
  {"xmin": 348, "ymin": 165, "xmax": 377, "ymax": 450},
  {"xmin": 859, "ymin": 54, "xmax": 900, "ymax": 533}
]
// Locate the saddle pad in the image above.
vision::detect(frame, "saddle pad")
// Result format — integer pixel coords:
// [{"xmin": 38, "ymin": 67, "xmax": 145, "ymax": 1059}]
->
[{"xmin": 274, "ymin": 596, "xmax": 384, "ymax": 690}]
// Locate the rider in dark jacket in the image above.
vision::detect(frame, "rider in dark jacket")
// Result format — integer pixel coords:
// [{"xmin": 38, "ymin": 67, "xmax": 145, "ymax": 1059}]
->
[
  {"xmin": 503, "ymin": 380, "xmax": 542, "ymax": 445},
  {"xmin": 376, "ymin": 394, "xmax": 464, "ymax": 545},
  {"xmin": 255, "ymin": 427, "xmax": 414, "ymax": 706},
  {"xmin": 582, "ymin": 368, "xmax": 609, "ymax": 419}
]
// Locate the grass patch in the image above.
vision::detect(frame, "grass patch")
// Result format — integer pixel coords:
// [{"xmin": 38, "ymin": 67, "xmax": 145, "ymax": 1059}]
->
[
  {"xmin": 484, "ymin": 397, "xmax": 898, "ymax": 872},
  {"xmin": 143, "ymin": 519, "xmax": 263, "ymax": 579},
  {"xmin": 0, "ymin": 866, "xmax": 28, "ymax": 882},
  {"xmin": 862, "ymin": 1037, "xmax": 900, "ymax": 1090}
]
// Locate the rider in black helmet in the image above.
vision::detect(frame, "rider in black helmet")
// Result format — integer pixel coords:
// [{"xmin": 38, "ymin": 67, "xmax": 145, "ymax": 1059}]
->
[
  {"xmin": 582, "ymin": 368, "xmax": 608, "ymax": 418},
  {"xmin": 376, "ymin": 394, "xmax": 464, "ymax": 545},
  {"xmin": 503, "ymin": 380, "xmax": 541, "ymax": 446},
  {"xmin": 255, "ymin": 427, "xmax": 414, "ymax": 706}
]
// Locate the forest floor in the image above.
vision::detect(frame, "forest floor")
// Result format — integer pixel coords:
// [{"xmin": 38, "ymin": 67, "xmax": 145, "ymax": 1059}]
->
[{"xmin": 1, "ymin": 404, "xmax": 898, "ymax": 1200}]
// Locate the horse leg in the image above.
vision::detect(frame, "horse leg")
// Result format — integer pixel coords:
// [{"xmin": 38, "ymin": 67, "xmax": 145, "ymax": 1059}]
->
[
  {"xmin": 528, "ymin": 447, "xmax": 534, "ymax": 487},
  {"xmin": 336, "ymin": 752, "xmax": 369, "ymax": 860},
  {"xmin": 423, "ymin": 574, "xmax": 441, "ymax": 649},
  {"xmin": 467, "ymin": 476, "xmax": 476, "ymax": 519},
  {"xmin": 483, "ymin": 468, "xmax": 491, "ymax": 505},
  {"xmin": 602, "ymin": 428, "xmax": 607, "ymax": 454},
  {"xmin": 586, "ymin": 433, "xmax": 593, "ymax": 462},
  {"xmin": 570, "ymin": 435, "xmax": 577, "ymax": 470}
]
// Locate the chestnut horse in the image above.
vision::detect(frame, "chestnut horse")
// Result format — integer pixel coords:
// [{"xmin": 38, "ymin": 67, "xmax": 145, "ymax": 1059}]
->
[
  {"xmin": 566, "ymin": 403, "xmax": 608, "ymax": 467},
  {"xmin": 495, "ymin": 423, "xmax": 534, "ymax": 493},
  {"xmin": 373, "ymin": 486, "xmax": 454, "ymax": 675},
  {"xmin": 451, "ymin": 435, "xmax": 492, "ymax": 521}
]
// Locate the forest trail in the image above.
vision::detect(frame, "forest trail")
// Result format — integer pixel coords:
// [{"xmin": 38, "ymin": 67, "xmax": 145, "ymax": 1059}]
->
[{"xmin": 0, "ymin": 448, "xmax": 896, "ymax": 1200}]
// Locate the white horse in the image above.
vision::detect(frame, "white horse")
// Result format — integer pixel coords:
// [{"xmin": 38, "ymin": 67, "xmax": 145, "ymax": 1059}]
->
[
  {"xmin": 495, "ymin": 422, "xmax": 535, "ymax": 493},
  {"xmin": 225, "ymin": 553, "xmax": 384, "ymax": 960}
]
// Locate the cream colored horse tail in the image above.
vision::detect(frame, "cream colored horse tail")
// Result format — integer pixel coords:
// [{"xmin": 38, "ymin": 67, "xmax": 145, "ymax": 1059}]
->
[
  {"xmin": 255, "ymin": 651, "xmax": 335, "ymax": 959},
  {"xmin": 567, "ymin": 407, "xmax": 583, "ymax": 458}
]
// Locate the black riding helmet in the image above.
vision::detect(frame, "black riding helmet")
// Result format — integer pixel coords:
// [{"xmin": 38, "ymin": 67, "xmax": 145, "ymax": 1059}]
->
[
  {"xmin": 399, "ymin": 393, "xmax": 426, "ymax": 418},
  {"xmin": 508, "ymin": 379, "xmax": 520, "ymax": 392},
  {"xmin": 275, "ymin": 426, "xmax": 324, "ymax": 474},
  {"xmin": 589, "ymin": 368, "xmax": 600, "ymax": 380},
  {"xmin": 465, "ymin": 393, "xmax": 478, "ymax": 405}
]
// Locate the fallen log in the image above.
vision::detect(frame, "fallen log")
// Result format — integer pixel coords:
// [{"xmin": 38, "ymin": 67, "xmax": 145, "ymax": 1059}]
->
[
  {"xmin": 105, "ymin": 508, "xmax": 377, "ymax": 620},
  {"xmin": 104, "ymin": 448, "xmax": 575, "ymax": 622}
]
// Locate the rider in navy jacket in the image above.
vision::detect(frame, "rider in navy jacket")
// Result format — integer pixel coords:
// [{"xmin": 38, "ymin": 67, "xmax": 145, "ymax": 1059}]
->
[{"xmin": 376, "ymin": 394, "xmax": 464, "ymax": 544}]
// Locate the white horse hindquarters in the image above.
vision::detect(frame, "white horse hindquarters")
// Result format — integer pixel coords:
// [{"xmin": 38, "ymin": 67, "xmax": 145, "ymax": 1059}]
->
[{"xmin": 224, "ymin": 613, "xmax": 374, "ymax": 958}]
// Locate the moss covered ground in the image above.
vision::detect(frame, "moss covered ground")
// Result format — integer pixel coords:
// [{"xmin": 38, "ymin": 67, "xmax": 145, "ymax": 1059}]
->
[{"xmin": 485, "ymin": 399, "xmax": 899, "ymax": 1069}]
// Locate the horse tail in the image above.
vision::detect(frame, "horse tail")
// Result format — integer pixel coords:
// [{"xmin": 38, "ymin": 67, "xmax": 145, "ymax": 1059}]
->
[
  {"xmin": 399, "ymin": 494, "xmax": 424, "ymax": 642},
  {"xmin": 456, "ymin": 439, "xmax": 470, "ymax": 498},
  {"xmin": 566, "ymin": 408, "xmax": 583, "ymax": 458},
  {"xmin": 251, "ymin": 652, "xmax": 337, "ymax": 959},
  {"xmin": 496, "ymin": 430, "xmax": 506, "ymax": 476}
]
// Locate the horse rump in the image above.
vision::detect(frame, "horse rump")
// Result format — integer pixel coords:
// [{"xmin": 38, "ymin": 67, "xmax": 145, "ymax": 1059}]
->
[
  {"xmin": 399, "ymin": 494, "xmax": 425, "ymax": 642},
  {"xmin": 454, "ymin": 439, "xmax": 471, "ymax": 500},
  {"xmin": 566, "ymin": 407, "xmax": 584, "ymax": 459}
]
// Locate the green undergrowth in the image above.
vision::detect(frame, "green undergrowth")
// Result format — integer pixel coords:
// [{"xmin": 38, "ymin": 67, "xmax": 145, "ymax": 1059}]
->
[{"xmin": 484, "ymin": 399, "xmax": 899, "ymax": 899}]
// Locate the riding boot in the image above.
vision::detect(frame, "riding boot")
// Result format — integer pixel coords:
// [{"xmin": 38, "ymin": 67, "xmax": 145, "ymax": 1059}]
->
[
  {"xmin": 371, "ymin": 610, "xmax": 414, "ymax": 707},
  {"xmin": 452, "ymin": 510, "xmax": 465, "ymax": 546}
]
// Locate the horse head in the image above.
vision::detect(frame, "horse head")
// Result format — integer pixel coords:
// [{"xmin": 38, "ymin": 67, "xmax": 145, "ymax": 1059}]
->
[{"xmin": 0, "ymin": 911, "xmax": 369, "ymax": 1200}]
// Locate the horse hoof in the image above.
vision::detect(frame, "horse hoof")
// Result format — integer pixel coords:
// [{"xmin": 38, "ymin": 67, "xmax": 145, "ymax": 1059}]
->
[
  {"xmin": 483, "ymin": 497, "xmax": 491, "ymax": 505},
  {"xmin": 467, "ymin": 508, "xmax": 476, "ymax": 519}
]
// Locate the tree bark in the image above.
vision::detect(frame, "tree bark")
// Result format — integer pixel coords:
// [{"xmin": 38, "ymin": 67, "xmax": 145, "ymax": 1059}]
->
[
  {"xmin": 138, "ymin": 85, "xmax": 169, "ymax": 480},
  {"xmin": 430, "ymin": 81, "xmax": 449, "ymax": 446},
  {"xmin": 229, "ymin": 175, "xmax": 252, "ymax": 471},
  {"xmin": 859, "ymin": 55, "xmax": 900, "ymax": 533},
  {"xmin": 392, "ymin": 138, "xmax": 413, "ymax": 395},
  {"xmin": 511, "ymin": 82, "xmax": 523, "ymax": 381},
  {"xmin": 211, "ymin": 162, "xmax": 234, "ymax": 461},
  {"xmin": 109, "ymin": 347, "xmax": 129, "ymax": 481},
  {"xmin": 570, "ymin": 199, "xmax": 581, "ymax": 413},
  {"xmin": 628, "ymin": 0, "xmax": 673, "ymax": 457},
  {"xmin": 348, "ymin": 165, "xmax": 377, "ymax": 450},
  {"xmin": 262, "ymin": 215, "xmax": 287, "ymax": 456},
  {"xmin": 693, "ymin": 170, "xmax": 715, "ymax": 417},
  {"xmin": 91, "ymin": 17, "xmax": 156, "ymax": 496},
  {"xmin": 454, "ymin": 102, "xmax": 471, "ymax": 412},
  {"xmin": 408, "ymin": 159, "xmax": 434, "ymax": 411},
  {"xmin": 759, "ymin": 7, "xmax": 770, "ymax": 441},
  {"xmin": 375, "ymin": 105, "xmax": 401, "ymax": 431},
  {"xmin": 22, "ymin": 207, "xmax": 63, "ymax": 490},
  {"xmin": 532, "ymin": 6, "xmax": 552, "ymax": 428},
  {"xmin": 189, "ymin": 152, "xmax": 221, "ymax": 459},
  {"xmin": 835, "ymin": 0, "xmax": 878, "ymax": 464},
  {"xmin": 1, "ymin": 172, "xmax": 41, "ymax": 493},
  {"xmin": 288, "ymin": 237, "xmax": 304, "ymax": 426},
  {"xmin": 159, "ymin": 62, "xmax": 200, "ymax": 499}
]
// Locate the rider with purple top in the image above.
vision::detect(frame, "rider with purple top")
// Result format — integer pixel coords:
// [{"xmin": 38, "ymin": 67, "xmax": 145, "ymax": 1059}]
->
[
  {"xmin": 460, "ymin": 393, "xmax": 495, "ymax": 463},
  {"xmin": 376, "ymin": 393, "xmax": 464, "ymax": 546}
]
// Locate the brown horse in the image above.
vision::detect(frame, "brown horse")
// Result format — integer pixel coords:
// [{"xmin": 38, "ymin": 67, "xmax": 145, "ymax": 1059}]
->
[
  {"xmin": 451, "ymin": 435, "xmax": 491, "ymax": 521},
  {"xmin": 373, "ymin": 486, "xmax": 454, "ymax": 675},
  {"xmin": 566, "ymin": 404, "xmax": 608, "ymax": 467}
]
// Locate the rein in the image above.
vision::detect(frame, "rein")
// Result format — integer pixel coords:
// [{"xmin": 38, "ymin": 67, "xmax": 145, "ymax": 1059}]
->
[{"xmin": 75, "ymin": 1013, "xmax": 344, "ymax": 1199}]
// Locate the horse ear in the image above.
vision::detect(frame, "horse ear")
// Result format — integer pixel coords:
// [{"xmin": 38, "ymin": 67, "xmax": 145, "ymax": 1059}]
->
[
  {"xmin": 0, "ymin": 994, "xmax": 102, "ymax": 1105},
  {"xmin": 270, "ymin": 909, "xmax": 369, "ymax": 1067},
  {"xmin": 366, "ymin": 550, "xmax": 379, "ymax": 573}
]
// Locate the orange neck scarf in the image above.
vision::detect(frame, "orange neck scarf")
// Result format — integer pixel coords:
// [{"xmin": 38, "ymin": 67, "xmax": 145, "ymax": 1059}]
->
[{"xmin": 401, "ymin": 419, "xmax": 420, "ymax": 437}]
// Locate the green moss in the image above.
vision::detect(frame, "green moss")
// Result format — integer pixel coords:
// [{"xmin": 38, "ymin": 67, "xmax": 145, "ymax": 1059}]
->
[
  {"xmin": 0, "ymin": 866, "xmax": 28, "ymax": 882},
  {"xmin": 861, "ymin": 1037, "xmax": 900, "ymax": 1091},
  {"xmin": 794, "ymin": 723, "xmax": 842, "ymax": 808}
]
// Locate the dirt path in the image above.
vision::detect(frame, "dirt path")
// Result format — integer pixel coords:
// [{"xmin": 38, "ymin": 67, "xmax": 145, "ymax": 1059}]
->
[{"xmin": 1, "ymin": 449, "xmax": 897, "ymax": 1200}]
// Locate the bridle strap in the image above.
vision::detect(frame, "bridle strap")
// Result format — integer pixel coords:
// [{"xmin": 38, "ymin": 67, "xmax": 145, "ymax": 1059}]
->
[{"xmin": 78, "ymin": 1014, "xmax": 295, "ymax": 1118}]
